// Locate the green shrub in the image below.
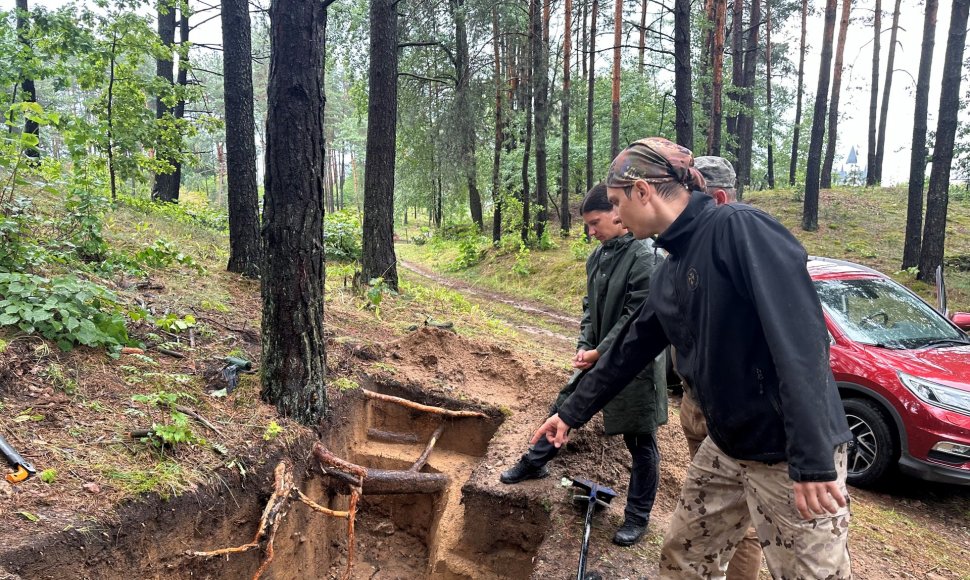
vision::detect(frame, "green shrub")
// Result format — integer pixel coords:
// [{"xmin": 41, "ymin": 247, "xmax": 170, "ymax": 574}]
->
[
  {"xmin": 60, "ymin": 168, "xmax": 110, "ymax": 262},
  {"xmin": 570, "ymin": 236, "xmax": 592, "ymax": 261},
  {"xmin": 324, "ymin": 209, "xmax": 362, "ymax": 261},
  {"xmin": 117, "ymin": 194, "xmax": 229, "ymax": 231},
  {"xmin": 437, "ymin": 222, "xmax": 480, "ymax": 241},
  {"xmin": 449, "ymin": 234, "xmax": 488, "ymax": 271},
  {"xmin": 0, "ymin": 197, "xmax": 48, "ymax": 272},
  {"xmin": 512, "ymin": 241, "xmax": 531, "ymax": 276}
]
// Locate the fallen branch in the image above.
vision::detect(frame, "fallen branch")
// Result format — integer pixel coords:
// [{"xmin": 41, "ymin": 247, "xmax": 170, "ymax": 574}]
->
[
  {"xmin": 410, "ymin": 423, "xmax": 445, "ymax": 472},
  {"xmin": 313, "ymin": 442, "xmax": 449, "ymax": 495},
  {"xmin": 156, "ymin": 347, "xmax": 186, "ymax": 359},
  {"xmin": 361, "ymin": 389, "xmax": 488, "ymax": 418},
  {"xmin": 367, "ymin": 428, "xmax": 420, "ymax": 444},
  {"xmin": 175, "ymin": 405, "xmax": 223, "ymax": 436}
]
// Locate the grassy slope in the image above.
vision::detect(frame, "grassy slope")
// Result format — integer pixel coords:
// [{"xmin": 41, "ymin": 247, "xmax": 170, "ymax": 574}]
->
[{"xmin": 400, "ymin": 187, "xmax": 970, "ymax": 315}]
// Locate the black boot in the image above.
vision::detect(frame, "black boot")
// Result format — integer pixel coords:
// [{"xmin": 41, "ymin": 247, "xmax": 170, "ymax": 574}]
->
[
  {"xmin": 499, "ymin": 460, "xmax": 549, "ymax": 484},
  {"xmin": 612, "ymin": 520, "xmax": 647, "ymax": 546}
]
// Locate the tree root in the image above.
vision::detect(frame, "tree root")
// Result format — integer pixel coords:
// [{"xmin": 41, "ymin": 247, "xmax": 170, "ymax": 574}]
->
[
  {"xmin": 361, "ymin": 388, "xmax": 488, "ymax": 418},
  {"xmin": 188, "ymin": 461, "xmax": 354, "ymax": 580}
]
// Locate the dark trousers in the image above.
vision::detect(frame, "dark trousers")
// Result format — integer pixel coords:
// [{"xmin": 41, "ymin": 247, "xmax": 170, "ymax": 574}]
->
[{"xmin": 522, "ymin": 431, "xmax": 660, "ymax": 525}]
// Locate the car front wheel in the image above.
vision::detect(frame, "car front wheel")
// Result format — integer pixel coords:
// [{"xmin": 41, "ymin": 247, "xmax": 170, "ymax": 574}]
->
[{"xmin": 842, "ymin": 398, "xmax": 896, "ymax": 487}]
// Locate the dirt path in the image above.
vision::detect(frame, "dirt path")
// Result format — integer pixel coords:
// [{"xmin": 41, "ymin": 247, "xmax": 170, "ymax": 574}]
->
[{"xmin": 399, "ymin": 260, "xmax": 579, "ymax": 346}]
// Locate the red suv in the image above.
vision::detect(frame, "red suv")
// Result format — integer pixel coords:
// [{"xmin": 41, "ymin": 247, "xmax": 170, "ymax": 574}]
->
[{"xmin": 810, "ymin": 257, "xmax": 970, "ymax": 487}]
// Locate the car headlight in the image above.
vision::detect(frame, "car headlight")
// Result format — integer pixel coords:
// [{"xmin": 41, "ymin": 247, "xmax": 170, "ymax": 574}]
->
[{"xmin": 898, "ymin": 372, "xmax": 970, "ymax": 416}]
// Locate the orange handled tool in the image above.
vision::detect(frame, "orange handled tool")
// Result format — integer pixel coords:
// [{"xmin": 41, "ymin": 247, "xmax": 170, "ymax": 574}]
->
[{"xmin": 0, "ymin": 432, "xmax": 35, "ymax": 484}]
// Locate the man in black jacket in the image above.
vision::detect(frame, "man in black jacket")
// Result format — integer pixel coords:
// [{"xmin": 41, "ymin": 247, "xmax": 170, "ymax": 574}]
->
[{"xmin": 531, "ymin": 137, "xmax": 853, "ymax": 579}]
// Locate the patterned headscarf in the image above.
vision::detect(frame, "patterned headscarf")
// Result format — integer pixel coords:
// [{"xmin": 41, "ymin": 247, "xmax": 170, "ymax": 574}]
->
[{"xmin": 605, "ymin": 137, "xmax": 706, "ymax": 192}]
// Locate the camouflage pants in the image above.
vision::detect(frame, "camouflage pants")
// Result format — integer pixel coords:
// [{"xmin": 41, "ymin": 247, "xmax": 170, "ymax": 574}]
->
[{"xmin": 659, "ymin": 438, "xmax": 852, "ymax": 579}]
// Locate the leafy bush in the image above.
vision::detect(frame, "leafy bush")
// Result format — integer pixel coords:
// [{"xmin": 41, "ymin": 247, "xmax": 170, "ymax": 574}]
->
[
  {"xmin": 437, "ymin": 222, "xmax": 480, "ymax": 241},
  {"xmin": 512, "ymin": 241, "xmax": 532, "ymax": 276},
  {"xmin": 132, "ymin": 239, "xmax": 203, "ymax": 272},
  {"xmin": 324, "ymin": 209, "xmax": 362, "ymax": 261},
  {"xmin": 0, "ymin": 273, "xmax": 129, "ymax": 351},
  {"xmin": 59, "ymin": 167, "xmax": 111, "ymax": 262},
  {"xmin": 0, "ymin": 197, "xmax": 48, "ymax": 272},
  {"xmin": 570, "ymin": 236, "xmax": 592, "ymax": 261},
  {"xmin": 449, "ymin": 234, "xmax": 488, "ymax": 271}
]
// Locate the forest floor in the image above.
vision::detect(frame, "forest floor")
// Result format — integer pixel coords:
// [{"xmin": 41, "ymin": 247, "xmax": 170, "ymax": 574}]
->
[{"xmin": 0, "ymin": 186, "xmax": 968, "ymax": 579}]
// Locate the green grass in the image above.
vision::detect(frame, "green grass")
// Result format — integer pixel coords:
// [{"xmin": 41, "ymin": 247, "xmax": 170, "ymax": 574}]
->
[{"xmin": 401, "ymin": 187, "xmax": 970, "ymax": 314}]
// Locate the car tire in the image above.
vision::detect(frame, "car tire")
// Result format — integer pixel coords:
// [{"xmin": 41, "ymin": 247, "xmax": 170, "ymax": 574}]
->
[{"xmin": 842, "ymin": 398, "xmax": 896, "ymax": 487}]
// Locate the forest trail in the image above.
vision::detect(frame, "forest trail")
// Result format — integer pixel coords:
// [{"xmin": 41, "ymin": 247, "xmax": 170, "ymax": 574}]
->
[{"xmin": 399, "ymin": 259, "xmax": 579, "ymax": 347}]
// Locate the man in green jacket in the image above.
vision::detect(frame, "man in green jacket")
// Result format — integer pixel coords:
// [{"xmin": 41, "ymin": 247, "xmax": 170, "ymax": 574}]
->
[{"xmin": 500, "ymin": 184, "xmax": 667, "ymax": 547}]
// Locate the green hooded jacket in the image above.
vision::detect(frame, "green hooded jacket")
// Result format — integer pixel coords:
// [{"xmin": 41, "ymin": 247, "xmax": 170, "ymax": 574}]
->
[{"xmin": 554, "ymin": 234, "xmax": 667, "ymax": 436}]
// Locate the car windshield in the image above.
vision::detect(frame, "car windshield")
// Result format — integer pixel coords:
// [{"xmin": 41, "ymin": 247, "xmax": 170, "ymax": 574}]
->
[{"xmin": 814, "ymin": 277, "xmax": 966, "ymax": 349}]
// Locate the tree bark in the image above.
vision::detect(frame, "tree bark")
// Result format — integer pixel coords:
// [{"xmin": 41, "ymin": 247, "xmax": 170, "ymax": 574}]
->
[
  {"xmin": 902, "ymin": 0, "xmax": 938, "ymax": 270},
  {"xmin": 534, "ymin": 0, "xmax": 550, "ymax": 240},
  {"xmin": 707, "ymin": 0, "xmax": 726, "ymax": 156},
  {"xmin": 725, "ymin": 0, "xmax": 743, "ymax": 161},
  {"xmin": 361, "ymin": 0, "xmax": 399, "ymax": 289},
  {"xmin": 450, "ymin": 0, "xmax": 484, "ymax": 230},
  {"xmin": 611, "ymin": 0, "xmax": 622, "ymax": 157},
  {"xmin": 788, "ymin": 0, "xmax": 808, "ymax": 185},
  {"xmin": 521, "ymin": 0, "xmax": 535, "ymax": 243},
  {"xmin": 764, "ymin": 0, "xmax": 774, "ymax": 189},
  {"xmin": 586, "ymin": 0, "xmax": 598, "ymax": 192},
  {"xmin": 15, "ymin": 0, "xmax": 39, "ymax": 159},
  {"xmin": 874, "ymin": 0, "xmax": 901, "ymax": 184},
  {"xmin": 151, "ymin": 1, "xmax": 179, "ymax": 202},
  {"xmin": 918, "ymin": 0, "xmax": 970, "ymax": 281},
  {"xmin": 222, "ymin": 0, "xmax": 261, "ymax": 278},
  {"xmin": 820, "ymin": 0, "xmax": 850, "ymax": 189},
  {"xmin": 638, "ymin": 0, "xmax": 647, "ymax": 75},
  {"xmin": 492, "ymin": 7, "xmax": 504, "ymax": 243},
  {"xmin": 261, "ymin": 0, "xmax": 328, "ymax": 424},
  {"xmin": 561, "ymin": 0, "xmax": 572, "ymax": 235},
  {"xmin": 735, "ymin": 0, "xmax": 760, "ymax": 197},
  {"xmin": 673, "ymin": 0, "xmax": 694, "ymax": 149},
  {"xmin": 802, "ymin": 0, "xmax": 838, "ymax": 232},
  {"xmin": 866, "ymin": 0, "xmax": 881, "ymax": 186}
]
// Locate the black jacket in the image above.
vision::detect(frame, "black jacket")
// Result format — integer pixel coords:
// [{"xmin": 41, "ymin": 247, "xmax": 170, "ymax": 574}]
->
[{"xmin": 557, "ymin": 192, "xmax": 852, "ymax": 482}]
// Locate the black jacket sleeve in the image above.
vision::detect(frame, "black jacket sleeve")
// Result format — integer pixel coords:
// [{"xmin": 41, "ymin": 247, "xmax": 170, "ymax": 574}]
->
[
  {"xmin": 719, "ymin": 209, "xmax": 839, "ymax": 481},
  {"xmin": 556, "ymin": 300, "xmax": 670, "ymax": 428}
]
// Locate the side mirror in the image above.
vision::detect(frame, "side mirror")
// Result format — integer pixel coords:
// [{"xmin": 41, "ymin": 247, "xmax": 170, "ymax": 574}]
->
[{"xmin": 951, "ymin": 312, "xmax": 970, "ymax": 332}]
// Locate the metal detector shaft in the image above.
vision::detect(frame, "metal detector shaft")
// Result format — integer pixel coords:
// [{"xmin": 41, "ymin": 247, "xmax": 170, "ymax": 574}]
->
[{"xmin": 576, "ymin": 494, "xmax": 596, "ymax": 580}]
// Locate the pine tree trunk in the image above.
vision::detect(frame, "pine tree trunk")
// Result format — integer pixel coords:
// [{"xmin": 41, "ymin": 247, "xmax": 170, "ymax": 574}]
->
[
  {"xmin": 223, "ymin": 0, "xmax": 261, "ymax": 278},
  {"xmin": 802, "ymin": 0, "xmax": 838, "ymax": 232},
  {"xmin": 522, "ymin": 0, "xmax": 535, "ymax": 243},
  {"xmin": 261, "ymin": 0, "xmax": 328, "ymax": 424},
  {"xmin": 492, "ymin": 7, "xmax": 505, "ymax": 243},
  {"xmin": 820, "ymin": 0, "xmax": 850, "ymax": 189},
  {"xmin": 918, "ymin": 0, "xmax": 970, "ymax": 281},
  {"xmin": 764, "ymin": 0, "xmax": 774, "ymax": 189},
  {"xmin": 534, "ymin": 0, "xmax": 550, "ymax": 240},
  {"xmin": 707, "ymin": 0, "xmax": 726, "ymax": 156},
  {"xmin": 788, "ymin": 0, "xmax": 808, "ymax": 185},
  {"xmin": 361, "ymin": 0, "xmax": 399, "ymax": 289},
  {"xmin": 902, "ymin": 0, "xmax": 938, "ymax": 270},
  {"xmin": 725, "ymin": 0, "xmax": 743, "ymax": 161},
  {"xmin": 561, "ymin": 0, "xmax": 572, "ymax": 235},
  {"xmin": 874, "ymin": 0, "xmax": 901, "ymax": 183},
  {"xmin": 586, "ymin": 0, "xmax": 598, "ymax": 192},
  {"xmin": 638, "ymin": 0, "xmax": 647, "ymax": 75},
  {"xmin": 15, "ymin": 0, "xmax": 39, "ymax": 159},
  {"xmin": 611, "ymin": 0, "xmax": 622, "ymax": 157},
  {"xmin": 674, "ymin": 0, "xmax": 694, "ymax": 149},
  {"xmin": 866, "ymin": 0, "xmax": 882, "ymax": 186},
  {"xmin": 151, "ymin": 1, "xmax": 179, "ymax": 202},
  {"xmin": 451, "ymin": 0, "xmax": 484, "ymax": 230},
  {"xmin": 736, "ymin": 0, "xmax": 760, "ymax": 197}
]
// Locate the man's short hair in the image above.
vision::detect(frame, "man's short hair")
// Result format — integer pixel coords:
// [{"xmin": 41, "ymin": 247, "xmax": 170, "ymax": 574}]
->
[{"xmin": 694, "ymin": 156, "xmax": 737, "ymax": 190}]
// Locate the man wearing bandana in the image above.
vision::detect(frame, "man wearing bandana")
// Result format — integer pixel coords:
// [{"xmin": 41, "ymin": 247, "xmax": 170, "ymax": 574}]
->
[{"xmin": 531, "ymin": 137, "xmax": 853, "ymax": 579}]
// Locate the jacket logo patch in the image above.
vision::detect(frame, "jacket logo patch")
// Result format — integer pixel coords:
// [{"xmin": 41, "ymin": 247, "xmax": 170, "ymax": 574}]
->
[{"xmin": 687, "ymin": 267, "xmax": 699, "ymax": 291}]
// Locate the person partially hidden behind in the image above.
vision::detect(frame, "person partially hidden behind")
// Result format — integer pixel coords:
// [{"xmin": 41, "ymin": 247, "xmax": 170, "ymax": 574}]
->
[
  {"xmin": 500, "ymin": 184, "xmax": 668, "ymax": 547},
  {"xmin": 532, "ymin": 138, "xmax": 853, "ymax": 579}
]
